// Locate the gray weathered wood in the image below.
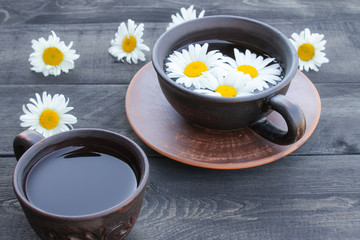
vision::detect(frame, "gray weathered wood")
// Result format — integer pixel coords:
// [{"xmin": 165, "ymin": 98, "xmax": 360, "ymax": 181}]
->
[
  {"xmin": 0, "ymin": 21, "xmax": 358, "ymax": 85},
  {"xmin": 1, "ymin": 83, "xmax": 360, "ymax": 156},
  {"xmin": 1, "ymin": 0, "xmax": 360, "ymax": 239},
  {"xmin": 2, "ymin": 155, "xmax": 360, "ymax": 239},
  {"xmin": 0, "ymin": 0, "xmax": 359, "ymax": 24}
]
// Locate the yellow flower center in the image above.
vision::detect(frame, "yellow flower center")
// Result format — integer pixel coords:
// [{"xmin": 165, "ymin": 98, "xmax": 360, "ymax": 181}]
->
[
  {"xmin": 237, "ymin": 65, "xmax": 258, "ymax": 78},
  {"xmin": 39, "ymin": 109, "xmax": 59, "ymax": 130},
  {"xmin": 215, "ymin": 85, "xmax": 237, "ymax": 97},
  {"xmin": 122, "ymin": 35, "xmax": 137, "ymax": 53},
  {"xmin": 42, "ymin": 47, "xmax": 64, "ymax": 66},
  {"xmin": 298, "ymin": 43, "xmax": 315, "ymax": 61},
  {"xmin": 184, "ymin": 61, "xmax": 208, "ymax": 77}
]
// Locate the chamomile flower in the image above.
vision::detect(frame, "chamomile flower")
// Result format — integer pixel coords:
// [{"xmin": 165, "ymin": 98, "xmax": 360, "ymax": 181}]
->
[
  {"xmin": 109, "ymin": 19, "xmax": 150, "ymax": 64},
  {"xmin": 224, "ymin": 49, "xmax": 282, "ymax": 92},
  {"xmin": 29, "ymin": 31, "xmax": 80, "ymax": 77},
  {"xmin": 194, "ymin": 69, "xmax": 252, "ymax": 97},
  {"xmin": 289, "ymin": 28, "xmax": 329, "ymax": 72},
  {"xmin": 20, "ymin": 92, "xmax": 77, "ymax": 137},
  {"xmin": 167, "ymin": 5, "xmax": 205, "ymax": 31},
  {"xmin": 165, "ymin": 43, "xmax": 224, "ymax": 89}
]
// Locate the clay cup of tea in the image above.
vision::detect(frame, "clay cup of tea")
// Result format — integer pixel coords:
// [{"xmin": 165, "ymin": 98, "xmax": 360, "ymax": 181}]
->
[
  {"xmin": 12, "ymin": 129, "xmax": 149, "ymax": 240},
  {"xmin": 152, "ymin": 15, "xmax": 306, "ymax": 145}
]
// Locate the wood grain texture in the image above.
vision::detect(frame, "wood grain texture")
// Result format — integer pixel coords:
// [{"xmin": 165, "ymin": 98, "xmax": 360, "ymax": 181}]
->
[
  {"xmin": 0, "ymin": 0, "xmax": 359, "ymax": 24},
  {"xmin": 0, "ymin": 5, "xmax": 358, "ymax": 85},
  {"xmin": 131, "ymin": 155, "xmax": 360, "ymax": 240},
  {"xmin": 0, "ymin": 84, "xmax": 156, "ymax": 156},
  {"xmin": 1, "ymin": 82, "xmax": 359, "ymax": 156},
  {"xmin": 0, "ymin": 22, "xmax": 358, "ymax": 85},
  {"xmin": 2, "ymin": 155, "xmax": 360, "ymax": 240},
  {"xmin": 1, "ymin": 0, "xmax": 359, "ymax": 239}
]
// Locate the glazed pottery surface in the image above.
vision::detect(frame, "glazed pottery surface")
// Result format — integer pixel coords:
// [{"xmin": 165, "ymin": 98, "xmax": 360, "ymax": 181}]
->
[
  {"xmin": 12, "ymin": 129, "xmax": 149, "ymax": 240},
  {"xmin": 152, "ymin": 15, "xmax": 306, "ymax": 145},
  {"xmin": 126, "ymin": 63, "xmax": 321, "ymax": 169}
]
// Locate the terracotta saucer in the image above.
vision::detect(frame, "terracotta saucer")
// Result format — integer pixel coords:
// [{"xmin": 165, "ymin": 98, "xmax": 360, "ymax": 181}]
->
[{"xmin": 125, "ymin": 62, "xmax": 321, "ymax": 169}]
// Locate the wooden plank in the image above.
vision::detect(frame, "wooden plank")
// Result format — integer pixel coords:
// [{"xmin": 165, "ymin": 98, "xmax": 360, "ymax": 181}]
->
[
  {"xmin": 0, "ymin": 158, "xmax": 39, "ymax": 240},
  {"xmin": 0, "ymin": 84, "xmax": 156, "ymax": 156},
  {"xmin": 300, "ymin": 82, "xmax": 360, "ymax": 155},
  {"xmin": 0, "ymin": 1, "xmax": 359, "ymax": 240},
  {"xmin": 0, "ymin": 0, "xmax": 359, "ymax": 24},
  {"xmin": 0, "ymin": 21, "xmax": 358, "ymax": 85},
  {"xmin": 2, "ymin": 154, "xmax": 360, "ymax": 239},
  {"xmin": 0, "ymin": 23, "xmax": 160, "ymax": 85},
  {"xmin": 131, "ymin": 155, "xmax": 360, "ymax": 240},
  {"xmin": 1, "ymin": 82, "xmax": 360, "ymax": 156}
]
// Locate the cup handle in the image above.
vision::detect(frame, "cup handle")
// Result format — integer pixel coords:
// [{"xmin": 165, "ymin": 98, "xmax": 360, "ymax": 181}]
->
[
  {"xmin": 250, "ymin": 94, "xmax": 306, "ymax": 145},
  {"xmin": 13, "ymin": 130, "xmax": 44, "ymax": 161}
]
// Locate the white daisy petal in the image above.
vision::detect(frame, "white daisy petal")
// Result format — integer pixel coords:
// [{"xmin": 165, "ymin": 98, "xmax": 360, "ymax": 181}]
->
[
  {"xmin": 108, "ymin": 19, "xmax": 150, "ymax": 64},
  {"xmin": 289, "ymin": 28, "xmax": 329, "ymax": 72},
  {"xmin": 61, "ymin": 114, "xmax": 77, "ymax": 124},
  {"xmin": 165, "ymin": 43, "xmax": 224, "ymax": 89},
  {"xmin": 127, "ymin": 19, "xmax": 135, "ymax": 36},
  {"xmin": 166, "ymin": 5, "xmax": 206, "ymax": 31},
  {"xmin": 198, "ymin": 10, "xmax": 205, "ymax": 18},
  {"xmin": 29, "ymin": 31, "xmax": 79, "ymax": 77},
  {"xmin": 224, "ymin": 48, "xmax": 283, "ymax": 92},
  {"xmin": 19, "ymin": 92, "xmax": 77, "ymax": 137},
  {"xmin": 198, "ymin": 70, "xmax": 252, "ymax": 97}
]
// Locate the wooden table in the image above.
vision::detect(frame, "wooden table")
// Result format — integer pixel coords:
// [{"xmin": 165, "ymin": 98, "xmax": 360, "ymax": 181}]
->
[{"xmin": 1, "ymin": 1, "xmax": 359, "ymax": 239}]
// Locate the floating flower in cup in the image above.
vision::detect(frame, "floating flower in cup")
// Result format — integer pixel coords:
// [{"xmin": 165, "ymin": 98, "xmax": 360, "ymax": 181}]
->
[
  {"xmin": 165, "ymin": 43, "xmax": 224, "ymax": 89},
  {"xmin": 29, "ymin": 31, "xmax": 80, "ymax": 77},
  {"xmin": 224, "ymin": 49, "xmax": 282, "ymax": 92},
  {"xmin": 195, "ymin": 70, "xmax": 252, "ymax": 97},
  {"xmin": 289, "ymin": 28, "xmax": 329, "ymax": 72},
  {"xmin": 20, "ymin": 92, "xmax": 77, "ymax": 137},
  {"xmin": 109, "ymin": 19, "xmax": 150, "ymax": 64},
  {"xmin": 166, "ymin": 5, "xmax": 205, "ymax": 31}
]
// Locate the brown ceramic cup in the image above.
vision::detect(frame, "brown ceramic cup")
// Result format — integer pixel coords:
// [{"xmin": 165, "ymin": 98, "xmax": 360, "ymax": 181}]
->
[
  {"xmin": 13, "ymin": 129, "xmax": 149, "ymax": 240},
  {"xmin": 152, "ymin": 15, "xmax": 306, "ymax": 145}
]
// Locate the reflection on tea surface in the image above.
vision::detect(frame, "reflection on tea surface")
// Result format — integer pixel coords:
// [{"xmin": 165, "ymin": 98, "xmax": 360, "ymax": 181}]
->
[{"xmin": 25, "ymin": 146, "xmax": 138, "ymax": 216}]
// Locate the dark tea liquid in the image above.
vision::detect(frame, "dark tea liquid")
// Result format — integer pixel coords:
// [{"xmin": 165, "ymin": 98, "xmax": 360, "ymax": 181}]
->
[{"xmin": 25, "ymin": 146, "xmax": 138, "ymax": 216}]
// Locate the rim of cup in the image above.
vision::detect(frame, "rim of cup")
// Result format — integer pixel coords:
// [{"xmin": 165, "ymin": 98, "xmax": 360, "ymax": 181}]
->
[
  {"xmin": 152, "ymin": 15, "xmax": 299, "ymax": 102},
  {"xmin": 13, "ymin": 128, "xmax": 150, "ymax": 220}
]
